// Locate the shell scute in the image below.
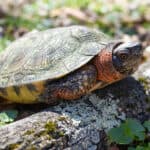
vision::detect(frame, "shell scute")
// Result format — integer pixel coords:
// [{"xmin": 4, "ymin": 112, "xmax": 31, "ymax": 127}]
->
[{"xmin": 0, "ymin": 26, "xmax": 109, "ymax": 88}]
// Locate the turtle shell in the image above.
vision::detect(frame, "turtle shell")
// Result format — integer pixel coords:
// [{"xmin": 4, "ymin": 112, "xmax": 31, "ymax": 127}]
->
[
  {"xmin": 0, "ymin": 26, "xmax": 110, "ymax": 103},
  {"xmin": 0, "ymin": 26, "xmax": 110, "ymax": 87}
]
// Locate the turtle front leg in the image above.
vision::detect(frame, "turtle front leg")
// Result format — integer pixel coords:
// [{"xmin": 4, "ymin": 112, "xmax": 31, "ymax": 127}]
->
[{"xmin": 42, "ymin": 65, "xmax": 99, "ymax": 103}]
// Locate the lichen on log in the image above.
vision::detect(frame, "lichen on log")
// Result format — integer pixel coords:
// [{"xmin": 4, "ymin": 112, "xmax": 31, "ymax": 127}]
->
[{"xmin": 0, "ymin": 60, "xmax": 149, "ymax": 150}]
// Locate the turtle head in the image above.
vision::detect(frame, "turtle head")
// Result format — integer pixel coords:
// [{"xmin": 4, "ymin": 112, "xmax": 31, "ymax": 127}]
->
[
  {"xmin": 94, "ymin": 41, "xmax": 143, "ymax": 83},
  {"xmin": 112, "ymin": 42, "xmax": 143, "ymax": 75}
]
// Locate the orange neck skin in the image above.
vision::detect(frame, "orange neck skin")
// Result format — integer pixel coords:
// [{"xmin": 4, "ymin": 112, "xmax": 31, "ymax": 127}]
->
[{"xmin": 93, "ymin": 49, "xmax": 125, "ymax": 84}]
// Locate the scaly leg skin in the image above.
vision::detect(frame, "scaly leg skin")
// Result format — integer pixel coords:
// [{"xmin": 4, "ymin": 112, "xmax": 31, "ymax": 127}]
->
[{"xmin": 41, "ymin": 65, "xmax": 98, "ymax": 104}]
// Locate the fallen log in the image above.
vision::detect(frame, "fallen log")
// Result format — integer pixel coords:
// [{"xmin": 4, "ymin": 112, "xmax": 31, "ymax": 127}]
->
[{"xmin": 0, "ymin": 60, "xmax": 149, "ymax": 150}]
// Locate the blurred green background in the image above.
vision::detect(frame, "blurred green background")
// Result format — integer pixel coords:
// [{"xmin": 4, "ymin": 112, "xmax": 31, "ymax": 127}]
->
[{"xmin": 0, "ymin": 0, "xmax": 149, "ymax": 52}]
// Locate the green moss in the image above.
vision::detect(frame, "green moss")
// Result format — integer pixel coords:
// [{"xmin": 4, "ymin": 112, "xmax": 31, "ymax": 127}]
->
[
  {"xmin": 9, "ymin": 143, "xmax": 20, "ymax": 150},
  {"xmin": 58, "ymin": 131, "xmax": 65, "ymax": 137},
  {"xmin": 44, "ymin": 121, "xmax": 65, "ymax": 139},
  {"xmin": 141, "ymin": 55, "xmax": 147, "ymax": 63},
  {"xmin": 35, "ymin": 130, "xmax": 52, "ymax": 140},
  {"xmin": 146, "ymin": 97, "xmax": 150, "ymax": 102},
  {"xmin": 138, "ymin": 77, "xmax": 148, "ymax": 84},
  {"xmin": 24, "ymin": 129, "xmax": 35, "ymax": 135},
  {"xmin": 58, "ymin": 116, "xmax": 67, "ymax": 122},
  {"xmin": 44, "ymin": 121, "xmax": 57, "ymax": 132},
  {"xmin": 138, "ymin": 77, "xmax": 149, "ymax": 90}
]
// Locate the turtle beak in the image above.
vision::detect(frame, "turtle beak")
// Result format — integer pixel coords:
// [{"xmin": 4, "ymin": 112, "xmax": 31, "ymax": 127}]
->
[
  {"xmin": 133, "ymin": 42, "xmax": 143, "ymax": 56},
  {"xmin": 130, "ymin": 42, "xmax": 142, "ymax": 51}
]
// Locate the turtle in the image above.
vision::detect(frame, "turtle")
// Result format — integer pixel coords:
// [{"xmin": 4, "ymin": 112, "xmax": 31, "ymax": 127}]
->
[{"xmin": 0, "ymin": 26, "xmax": 143, "ymax": 104}]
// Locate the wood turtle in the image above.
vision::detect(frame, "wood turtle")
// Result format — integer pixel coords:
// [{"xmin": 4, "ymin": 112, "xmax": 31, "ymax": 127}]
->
[{"xmin": 0, "ymin": 26, "xmax": 143, "ymax": 104}]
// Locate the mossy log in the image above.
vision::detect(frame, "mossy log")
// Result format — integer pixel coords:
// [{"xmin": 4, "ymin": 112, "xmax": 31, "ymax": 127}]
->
[
  {"xmin": 0, "ymin": 111, "xmax": 69, "ymax": 150},
  {"xmin": 0, "ymin": 61, "xmax": 149, "ymax": 150}
]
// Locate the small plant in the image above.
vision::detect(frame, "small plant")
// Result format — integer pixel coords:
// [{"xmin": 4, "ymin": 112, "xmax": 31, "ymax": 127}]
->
[
  {"xmin": 108, "ymin": 118, "xmax": 150, "ymax": 150},
  {"xmin": 0, "ymin": 109, "xmax": 18, "ymax": 126}
]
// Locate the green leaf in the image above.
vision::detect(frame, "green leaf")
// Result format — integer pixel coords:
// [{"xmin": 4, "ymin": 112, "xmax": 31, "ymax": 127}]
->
[
  {"xmin": 108, "ymin": 126, "xmax": 133, "ymax": 144},
  {"xmin": 143, "ymin": 120, "xmax": 150, "ymax": 131},
  {"xmin": 107, "ymin": 118, "xmax": 146, "ymax": 144},
  {"xmin": 121, "ymin": 123, "xmax": 134, "ymax": 139},
  {"xmin": 0, "ymin": 112, "xmax": 12, "ymax": 123},
  {"xmin": 0, "ymin": 110, "xmax": 18, "ymax": 124},
  {"xmin": 134, "ymin": 132, "xmax": 145, "ymax": 141},
  {"xmin": 126, "ymin": 119, "xmax": 145, "ymax": 133},
  {"xmin": 124, "ymin": 119, "xmax": 145, "ymax": 141},
  {"xmin": 0, "ymin": 122, "xmax": 7, "ymax": 127},
  {"xmin": 128, "ymin": 147, "xmax": 136, "ymax": 150},
  {"xmin": 129, "ymin": 144, "xmax": 150, "ymax": 150},
  {"xmin": 136, "ymin": 146, "xmax": 147, "ymax": 150}
]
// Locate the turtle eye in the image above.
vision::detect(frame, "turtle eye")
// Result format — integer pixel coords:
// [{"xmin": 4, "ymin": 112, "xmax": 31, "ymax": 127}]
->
[{"xmin": 119, "ymin": 53, "xmax": 128, "ymax": 60}]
